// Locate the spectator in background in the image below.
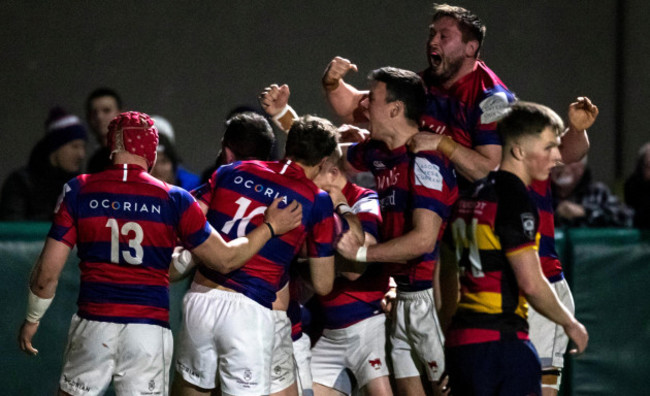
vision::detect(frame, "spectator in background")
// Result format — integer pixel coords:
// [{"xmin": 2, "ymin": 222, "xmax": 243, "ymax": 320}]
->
[
  {"xmin": 0, "ymin": 107, "xmax": 87, "ymax": 221},
  {"xmin": 551, "ymin": 157, "xmax": 633, "ymax": 227},
  {"xmin": 151, "ymin": 115, "xmax": 201, "ymax": 190},
  {"xmin": 624, "ymin": 142, "xmax": 650, "ymax": 228},
  {"xmin": 85, "ymin": 87, "xmax": 122, "ymax": 173}
]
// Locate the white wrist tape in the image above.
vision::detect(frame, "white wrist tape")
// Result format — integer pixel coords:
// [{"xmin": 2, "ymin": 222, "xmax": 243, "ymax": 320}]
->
[
  {"xmin": 336, "ymin": 203, "xmax": 352, "ymax": 216},
  {"xmin": 356, "ymin": 246, "xmax": 368, "ymax": 262},
  {"xmin": 172, "ymin": 249, "xmax": 195, "ymax": 276},
  {"xmin": 26, "ymin": 289, "xmax": 53, "ymax": 323},
  {"xmin": 272, "ymin": 105, "xmax": 298, "ymax": 132}
]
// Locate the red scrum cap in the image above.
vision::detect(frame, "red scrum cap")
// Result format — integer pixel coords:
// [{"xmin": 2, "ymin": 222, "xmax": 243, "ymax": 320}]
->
[{"xmin": 107, "ymin": 111, "xmax": 159, "ymax": 168}]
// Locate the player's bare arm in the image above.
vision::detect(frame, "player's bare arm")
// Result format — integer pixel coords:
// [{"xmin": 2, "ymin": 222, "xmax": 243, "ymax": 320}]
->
[
  {"xmin": 192, "ymin": 197, "xmax": 303, "ymax": 274},
  {"xmin": 559, "ymin": 96, "xmax": 599, "ymax": 164},
  {"xmin": 308, "ymin": 256, "xmax": 335, "ymax": 296},
  {"xmin": 337, "ymin": 208, "xmax": 442, "ymax": 264},
  {"xmin": 19, "ymin": 238, "xmax": 72, "ymax": 355},
  {"xmin": 409, "ymin": 132, "xmax": 501, "ymax": 182},
  {"xmin": 508, "ymin": 248, "xmax": 589, "ymax": 354},
  {"xmin": 322, "ymin": 56, "xmax": 368, "ymax": 124}
]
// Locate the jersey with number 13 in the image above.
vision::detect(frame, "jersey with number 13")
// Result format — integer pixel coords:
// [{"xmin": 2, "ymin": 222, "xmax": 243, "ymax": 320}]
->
[{"xmin": 48, "ymin": 164, "xmax": 213, "ymax": 328}]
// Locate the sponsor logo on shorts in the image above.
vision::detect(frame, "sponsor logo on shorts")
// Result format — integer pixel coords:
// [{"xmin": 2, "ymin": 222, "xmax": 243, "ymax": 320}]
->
[
  {"xmin": 274, "ymin": 365, "xmax": 282, "ymax": 376},
  {"xmin": 428, "ymin": 360, "xmax": 439, "ymax": 373},
  {"xmin": 237, "ymin": 368, "xmax": 259, "ymax": 389},
  {"xmin": 176, "ymin": 361, "xmax": 202, "ymax": 379},
  {"xmin": 62, "ymin": 375, "xmax": 90, "ymax": 392},
  {"xmin": 368, "ymin": 358, "xmax": 382, "ymax": 370}
]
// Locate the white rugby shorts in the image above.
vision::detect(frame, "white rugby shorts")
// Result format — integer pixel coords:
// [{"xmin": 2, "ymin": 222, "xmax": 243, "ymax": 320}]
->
[
  {"xmin": 270, "ymin": 310, "xmax": 297, "ymax": 393},
  {"xmin": 293, "ymin": 333, "xmax": 314, "ymax": 396},
  {"xmin": 528, "ymin": 277, "xmax": 575, "ymax": 369},
  {"xmin": 390, "ymin": 288, "xmax": 445, "ymax": 381},
  {"xmin": 311, "ymin": 314, "xmax": 389, "ymax": 393},
  {"xmin": 59, "ymin": 314, "xmax": 172, "ymax": 396},
  {"xmin": 174, "ymin": 283, "xmax": 274, "ymax": 395}
]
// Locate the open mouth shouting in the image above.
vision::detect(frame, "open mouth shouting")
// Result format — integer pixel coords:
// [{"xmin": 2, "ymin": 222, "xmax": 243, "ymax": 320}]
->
[{"xmin": 429, "ymin": 51, "xmax": 443, "ymax": 68}]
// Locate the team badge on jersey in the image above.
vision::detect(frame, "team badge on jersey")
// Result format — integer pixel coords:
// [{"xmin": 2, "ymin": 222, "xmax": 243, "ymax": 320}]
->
[
  {"xmin": 479, "ymin": 91, "xmax": 510, "ymax": 124},
  {"xmin": 521, "ymin": 212, "xmax": 536, "ymax": 240},
  {"xmin": 414, "ymin": 157, "xmax": 443, "ymax": 191}
]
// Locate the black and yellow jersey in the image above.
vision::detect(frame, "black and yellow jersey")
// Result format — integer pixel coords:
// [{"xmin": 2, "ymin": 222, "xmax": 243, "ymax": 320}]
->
[{"xmin": 447, "ymin": 170, "xmax": 539, "ymax": 346}]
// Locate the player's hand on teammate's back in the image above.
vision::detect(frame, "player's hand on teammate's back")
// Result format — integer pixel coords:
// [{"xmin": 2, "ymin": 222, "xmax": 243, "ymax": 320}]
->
[
  {"xmin": 322, "ymin": 56, "xmax": 358, "ymax": 89},
  {"xmin": 264, "ymin": 197, "xmax": 303, "ymax": 236},
  {"xmin": 568, "ymin": 96, "xmax": 599, "ymax": 131},
  {"xmin": 18, "ymin": 320, "xmax": 40, "ymax": 356},
  {"xmin": 259, "ymin": 84, "xmax": 290, "ymax": 117},
  {"xmin": 565, "ymin": 319, "xmax": 589, "ymax": 354}
]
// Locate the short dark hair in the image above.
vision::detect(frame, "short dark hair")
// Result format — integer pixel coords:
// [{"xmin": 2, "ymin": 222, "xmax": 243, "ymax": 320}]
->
[
  {"xmin": 497, "ymin": 101, "xmax": 564, "ymax": 146},
  {"xmin": 285, "ymin": 115, "xmax": 338, "ymax": 166},
  {"xmin": 432, "ymin": 3, "xmax": 486, "ymax": 57},
  {"xmin": 85, "ymin": 87, "xmax": 123, "ymax": 118},
  {"xmin": 368, "ymin": 67, "xmax": 426, "ymax": 123},
  {"xmin": 222, "ymin": 112, "xmax": 275, "ymax": 161}
]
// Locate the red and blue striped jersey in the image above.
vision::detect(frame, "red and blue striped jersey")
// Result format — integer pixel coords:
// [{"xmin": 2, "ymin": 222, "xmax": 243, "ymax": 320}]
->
[
  {"xmin": 48, "ymin": 164, "xmax": 212, "ymax": 328},
  {"xmin": 529, "ymin": 179, "xmax": 563, "ymax": 281},
  {"xmin": 348, "ymin": 140, "xmax": 458, "ymax": 292},
  {"xmin": 419, "ymin": 61, "xmax": 516, "ymax": 148},
  {"xmin": 317, "ymin": 182, "xmax": 388, "ymax": 329},
  {"xmin": 193, "ymin": 159, "xmax": 335, "ymax": 309}
]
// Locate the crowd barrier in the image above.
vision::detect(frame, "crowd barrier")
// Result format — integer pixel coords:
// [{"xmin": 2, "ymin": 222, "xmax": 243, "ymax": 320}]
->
[{"xmin": 0, "ymin": 223, "xmax": 648, "ymax": 395}]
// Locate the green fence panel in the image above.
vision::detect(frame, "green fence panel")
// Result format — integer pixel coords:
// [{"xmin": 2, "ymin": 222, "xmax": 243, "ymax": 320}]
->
[
  {"xmin": 564, "ymin": 228, "xmax": 650, "ymax": 395},
  {"xmin": 0, "ymin": 222, "xmax": 190, "ymax": 394}
]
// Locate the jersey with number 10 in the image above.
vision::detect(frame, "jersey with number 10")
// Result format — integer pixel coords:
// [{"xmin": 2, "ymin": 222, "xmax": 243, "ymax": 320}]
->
[
  {"xmin": 48, "ymin": 164, "xmax": 213, "ymax": 328},
  {"xmin": 193, "ymin": 159, "xmax": 335, "ymax": 309}
]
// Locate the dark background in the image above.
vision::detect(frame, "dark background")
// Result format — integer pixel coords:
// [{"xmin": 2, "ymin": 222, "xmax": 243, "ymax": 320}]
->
[{"xmin": 1, "ymin": 1, "xmax": 648, "ymax": 192}]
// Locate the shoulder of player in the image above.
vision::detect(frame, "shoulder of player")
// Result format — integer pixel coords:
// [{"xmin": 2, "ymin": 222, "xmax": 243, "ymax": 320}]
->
[{"xmin": 493, "ymin": 171, "xmax": 533, "ymax": 206}]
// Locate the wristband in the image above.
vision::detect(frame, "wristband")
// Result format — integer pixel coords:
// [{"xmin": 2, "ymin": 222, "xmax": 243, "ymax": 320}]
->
[
  {"xmin": 322, "ymin": 77, "xmax": 340, "ymax": 92},
  {"xmin": 172, "ymin": 249, "xmax": 195, "ymax": 277},
  {"xmin": 356, "ymin": 246, "xmax": 368, "ymax": 262},
  {"xmin": 335, "ymin": 203, "xmax": 352, "ymax": 216},
  {"xmin": 26, "ymin": 289, "xmax": 53, "ymax": 323},
  {"xmin": 272, "ymin": 105, "xmax": 298, "ymax": 132},
  {"xmin": 437, "ymin": 135, "xmax": 458, "ymax": 159},
  {"xmin": 264, "ymin": 221, "xmax": 276, "ymax": 238}
]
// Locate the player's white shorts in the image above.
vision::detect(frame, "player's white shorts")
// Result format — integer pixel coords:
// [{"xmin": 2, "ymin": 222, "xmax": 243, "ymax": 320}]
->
[
  {"xmin": 59, "ymin": 314, "xmax": 172, "ymax": 396},
  {"xmin": 271, "ymin": 310, "xmax": 297, "ymax": 393},
  {"xmin": 529, "ymin": 277, "xmax": 575, "ymax": 369},
  {"xmin": 174, "ymin": 283, "xmax": 274, "ymax": 396},
  {"xmin": 390, "ymin": 288, "xmax": 445, "ymax": 382},
  {"xmin": 293, "ymin": 333, "xmax": 314, "ymax": 396},
  {"xmin": 311, "ymin": 313, "xmax": 389, "ymax": 393}
]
